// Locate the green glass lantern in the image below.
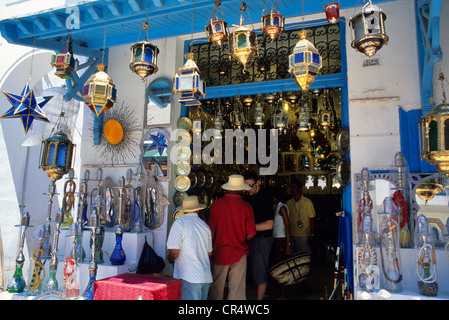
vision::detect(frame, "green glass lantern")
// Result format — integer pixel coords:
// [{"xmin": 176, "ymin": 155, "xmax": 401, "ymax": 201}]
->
[
  {"xmin": 419, "ymin": 102, "xmax": 449, "ymax": 177},
  {"xmin": 50, "ymin": 35, "xmax": 77, "ymax": 79},
  {"xmin": 83, "ymin": 64, "xmax": 117, "ymax": 117},
  {"xmin": 129, "ymin": 40, "xmax": 159, "ymax": 80},
  {"xmin": 40, "ymin": 128, "xmax": 75, "ymax": 181},
  {"xmin": 288, "ymin": 30, "xmax": 322, "ymax": 91}
]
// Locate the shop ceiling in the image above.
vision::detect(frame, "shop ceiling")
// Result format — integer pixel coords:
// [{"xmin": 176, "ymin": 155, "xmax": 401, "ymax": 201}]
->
[{"xmin": 0, "ymin": 0, "xmax": 398, "ymax": 57}]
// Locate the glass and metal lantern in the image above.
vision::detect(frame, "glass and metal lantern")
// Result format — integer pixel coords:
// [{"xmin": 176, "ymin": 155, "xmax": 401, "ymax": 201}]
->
[
  {"xmin": 173, "ymin": 53, "xmax": 206, "ymax": 106},
  {"xmin": 129, "ymin": 38, "xmax": 160, "ymax": 79},
  {"xmin": 206, "ymin": 0, "xmax": 229, "ymax": 47},
  {"xmin": 83, "ymin": 64, "xmax": 117, "ymax": 117},
  {"xmin": 349, "ymin": 1, "xmax": 388, "ymax": 57},
  {"xmin": 40, "ymin": 129, "xmax": 75, "ymax": 181},
  {"xmin": 206, "ymin": 19, "xmax": 229, "ymax": 47},
  {"xmin": 51, "ymin": 35, "xmax": 77, "ymax": 79},
  {"xmin": 261, "ymin": 9, "xmax": 285, "ymax": 42},
  {"xmin": 288, "ymin": 30, "xmax": 322, "ymax": 91},
  {"xmin": 419, "ymin": 102, "xmax": 449, "ymax": 176},
  {"xmin": 229, "ymin": 1, "xmax": 258, "ymax": 72},
  {"xmin": 323, "ymin": 2, "xmax": 340, "ymax": 25}
]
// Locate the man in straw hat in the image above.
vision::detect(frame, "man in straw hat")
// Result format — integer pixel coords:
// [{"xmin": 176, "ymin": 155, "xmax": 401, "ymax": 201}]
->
[
  {"xmin": 208, "ymin": 174, "xmax": 257, "ymax": 300},
  {"xmin": 167, "ymin": 195, "xmax": 213, "ymax": 300}
]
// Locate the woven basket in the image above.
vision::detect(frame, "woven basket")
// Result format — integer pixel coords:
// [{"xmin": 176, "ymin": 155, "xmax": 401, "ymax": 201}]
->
[{"xmin": 268, "ymin": 252, "xmax": 311, "ymax": 286}]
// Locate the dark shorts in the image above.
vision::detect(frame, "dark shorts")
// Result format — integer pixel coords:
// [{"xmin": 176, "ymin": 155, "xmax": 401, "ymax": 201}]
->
[{"xmin": 247, "ymin": 236, "xmax": 273, "ymax": 284}]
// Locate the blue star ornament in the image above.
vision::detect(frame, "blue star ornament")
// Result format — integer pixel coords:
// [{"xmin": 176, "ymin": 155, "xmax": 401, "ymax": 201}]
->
[
  {"xmin": 0, "ymin": 82, "xmax": 52, "ymax": 134},
  {"xmin": 149, "ymin": 132, "xmax": 167, "ymax": 156}
]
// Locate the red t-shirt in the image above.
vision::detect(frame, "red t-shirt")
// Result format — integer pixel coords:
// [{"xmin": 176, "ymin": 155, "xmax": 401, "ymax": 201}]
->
[{"xmin": 208, "ymin": 193, "xmax": 256, "ymax": 265}]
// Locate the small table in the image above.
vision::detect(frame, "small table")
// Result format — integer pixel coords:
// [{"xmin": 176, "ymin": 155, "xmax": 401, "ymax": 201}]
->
[{"xmin": 93, "ymin": 273, "xmax": 182, "ymax": 300}]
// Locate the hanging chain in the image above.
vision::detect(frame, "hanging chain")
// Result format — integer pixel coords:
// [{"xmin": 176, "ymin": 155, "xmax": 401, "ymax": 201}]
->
[
  {"xmin": 101, "ymin": 11, "xmax": 108, "ymax": 64},
  {"xmin": 190, "ymin": 0, "xmax": 195, "ymax": 46},
  {"xmin": 28, "ymin": 30, "xmax": 36, "ymax": 82}
]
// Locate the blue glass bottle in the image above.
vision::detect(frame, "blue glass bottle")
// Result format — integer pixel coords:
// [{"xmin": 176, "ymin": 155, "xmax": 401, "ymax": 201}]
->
[{"xmin": 110, "ymin": 227, "xmax": 126, "ymax": 265}]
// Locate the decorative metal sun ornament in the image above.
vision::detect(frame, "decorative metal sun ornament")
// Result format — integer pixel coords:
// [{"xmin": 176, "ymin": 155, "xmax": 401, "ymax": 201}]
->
[
  {"xmin": 229, "ymin": 1, "xmax": 259, "ymax": 72},
  {"xmin": 93, "ymin": 101, "xmax": 140, "ymax": 164},
  {"xmin": 288, "ymin": 30, "xmax": 323, "ymax": 91},
  {"xmin": 0, "ymin": 82, "xmax": 51, "ymax": 134},
  {"xmin": 206, "ymin": 0, "xmax": 229, "ymax": 47},
  {"xmin": 261, "ymin": 0, "xmax": 284, "ymax": 42},
  {"xmin": 129, "ymin": 5, "xmax": 160, "ymax": 80},
  {"xmin": 349, "ymin": 0, "xmax": 388, "ymax": 57}
]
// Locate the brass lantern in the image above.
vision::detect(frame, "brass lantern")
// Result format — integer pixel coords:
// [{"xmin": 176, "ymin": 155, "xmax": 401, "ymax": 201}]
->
[
  {"xmin": 50, "ymin": 35, "xmax": 77, "ymax": 79},
  {"xmin": 349, "ymin": 1, "xmax": 388, "ymax": 57},
  {"xmin": 40, "ymin": 128, "xmax": 75, "ymax": 181},
  {"xmin": 288, "ymin": 30, "xmax": 323, "ymax": 91},
  {"xmin": 173, "ymin": 53, "xmax": 206, "ymax": 107},
  {"xmin": 129, "ymin": 38, "xmax": 159, "ymax": 79},
  {"xmin": 229, "ymin": 1, "xmax": 258, "ymax": 72},
  {"xmin": 83, "ymin": 64, "xmax": 117, "ymax": 117},
  {"xmin": 261, "ymin": 8, "xmax": 285, "ymax": 42},
  {"xmin": 419, "ymin": 102, "xmax": 449, "ymax": 176},
  {"xmin": 206, "ymin": 0, "xmax": 229, "ymax": 47}
]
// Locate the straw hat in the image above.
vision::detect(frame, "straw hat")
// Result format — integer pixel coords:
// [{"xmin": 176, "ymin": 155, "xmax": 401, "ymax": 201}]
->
[
  {"xmin": 221, "ymin": 174, "xmax": 251, "ymax": 191},
  {"xmin": 175, "ymin": 195, "xmax": 207, "ymax": 213}
]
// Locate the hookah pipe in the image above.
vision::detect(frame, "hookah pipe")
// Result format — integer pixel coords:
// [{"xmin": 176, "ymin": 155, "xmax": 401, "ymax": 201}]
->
[
  {"xmin": 357, "ymin": 167, "xmax": 373, "ymax": 229},
  {"xmin": 90, "ymin": 168, "xmax": 105, "ymax": 225},
  {"xmin": 62, "ymin": 169, "xmax": 76, "ymax": 229},
  {"xmin": 78, "ymin": 169, "xmax": 90, "ymax": 225},
  {"xmin": 63, "ymin": 223, "xmax": 82, "ymax": 298},
  {"xmin": 42, "ymin": 180, "xmax": 59, "ymax": 259},
  {"xmin": 391, "ymin": 152, "xmax": 409, "ymax": 229},
  {"xmin": 378, "ymin": 203, "xmax": 403, "ymax": 286},
  {"xmin": 416, "ymin": 215, "xmax": 437, "ymax": 286},
  {"xmin": 123, "ymin": 169, "xmax": 134, "ymax": 231},
  {"xmin": 83, "ymin": 205, "xmax": 103, "ymax": 300},
  {"xmin": 7, "ymin": 212, "xmax": 32, "ymax": 293},
  {"xmin": 131, "ymin": 164, "xmax": 146, "ymax": 233},
  {"xmin": 28, "ymin": 249, "xmax": 45, "ymax": 294},
  {"xmin": 44, "ymin": 208, "xmax": 64, "ymax": 292},
  {"xmin": 111, "ymin": 176, "xmax": 127, "ymax": 265}
]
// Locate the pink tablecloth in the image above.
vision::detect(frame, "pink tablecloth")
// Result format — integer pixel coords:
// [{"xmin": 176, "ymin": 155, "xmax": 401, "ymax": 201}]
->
[{"xmin": 93, "ymin": 273, "xmax": 182, "ymax": 300}]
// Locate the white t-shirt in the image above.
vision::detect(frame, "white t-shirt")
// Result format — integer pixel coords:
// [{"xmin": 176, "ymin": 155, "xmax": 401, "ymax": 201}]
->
[
  {"xmin": 273, "ymin": 202, "xmax": 289, "ymax": 238},
  {"xmin": 166, "ymin": 212, "xmax": 213, "ymax": 283}
]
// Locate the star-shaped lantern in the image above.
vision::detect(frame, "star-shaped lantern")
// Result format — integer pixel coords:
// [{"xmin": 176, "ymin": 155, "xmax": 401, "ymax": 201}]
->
[
  {"xmin": 0, "ymin": 82, "xmax": 51, "ymax": 134},
  {"xmin": 148, "ymin": 132, "xmax": 167, "ymax": 156}
]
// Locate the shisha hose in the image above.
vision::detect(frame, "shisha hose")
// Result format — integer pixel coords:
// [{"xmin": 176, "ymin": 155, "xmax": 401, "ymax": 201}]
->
[
  {"xmin": 379, "ymin": 221, "xmax": 402, "ymax": 284},
  {"xmin": 392, "ymin": 190, "xmax": 408, "ymax": 228},
  {"xmin": 29, "ymin": 249, "xmax": 45, "ymax": 291},
  {"xmin": 417, "ymin": 243, "xmax": 437, "ymax": 284}
]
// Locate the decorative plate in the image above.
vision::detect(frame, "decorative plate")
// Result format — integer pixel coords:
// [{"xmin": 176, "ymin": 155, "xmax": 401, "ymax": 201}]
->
[
  {"xmin": 176, "ymin": 129, "xmax": 192, "ymax": 145},
  {"xmin": 173, "ymin": 210, "xmax": 184, "ymax": 222},
  {"xmin": 188, "ymin": 171, "xmax": 198, "ymax": 189},
  {"xmin": 177, "ymin": 117, "xmax": 192, "ymax": 131},
  {"xmin": 173, "ymin": 190, "xmax": 188, "ymax": 207},
  {"xmin": 336, "ymin": 127, "xmax": 350, "ymax": 155},
  {"xmin": 196, "ymin": 171, "xmax": 206, "ymax": 188},
  {"xmin": 175, "ymin": 145, "xmax": 192, "ymax": 161},
  {"xmin": 336, "ymin": 158, "xmax": 350, "ymax": 187},
  {"xmin": 204, "ymin": 172, "xmax": 214, "ymax": 188},
  {"xmin": 174, "ymin": 175, "xmax": 191, "ymax": 192},
  {"xmin": 175, "ymin": 161, "xmax": 191, "ymax": 176}
]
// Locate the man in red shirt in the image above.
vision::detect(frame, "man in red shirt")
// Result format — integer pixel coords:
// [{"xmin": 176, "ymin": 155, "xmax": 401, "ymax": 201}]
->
[{"xmin": 208, "ymin": 174, "xmax": 256, "ymax": 300}]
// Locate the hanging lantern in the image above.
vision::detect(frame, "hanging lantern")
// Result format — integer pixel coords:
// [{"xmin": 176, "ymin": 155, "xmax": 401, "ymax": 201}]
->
[
  {"xmin": 419, "ymin": 102, "xmax": 449, "ymax": 176},
  {"xmin": 50, "ymin": 35, "xmax": 77, "ymax": 79},
  {"xmin": 254, "ymin": 95, "xmax": 264, "ymax": 128},
  {"xmin": 261, "ymin": 8, "xmax": 285, "ymax": 42},
  {"xmin": 297, "ymin": 104, "xmax": 310, "ymax": 132},
  {"xmin": 173, "ymin": 53, "xmax": 206, "ymax": 107},
  {"xmin": 40, "ymin": 128, "xmax": 75, "ymax": 181},
  {"xmin": 288, "ymin": 30, "xmax": 322, "ymax": 91},
  {"xmin": 129, "ymin": 39, "xmax": 159, "ymax": 79},
  {"xmin": 323, "ymin": 2, "xmax": 340, "ymax": 25},
  {"xmin": 206, "ymin": 0, "xmax": 229, "ymax": 47},
  {"xmin": 349, "ymin": 1, "xmax": 388, "ymax": 57},
  {"xmin": 83, "ymin": 64, "xmax": 117, "ymax": 117},
  {"xmin": 229, "ymin": 1, "xmax": 258, "ymax": 72}
]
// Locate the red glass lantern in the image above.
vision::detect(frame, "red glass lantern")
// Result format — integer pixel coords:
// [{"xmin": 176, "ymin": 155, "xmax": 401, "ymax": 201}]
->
[{"xmin": 323, "ymin": 2, "xmax": 340, "ymax": 25}]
